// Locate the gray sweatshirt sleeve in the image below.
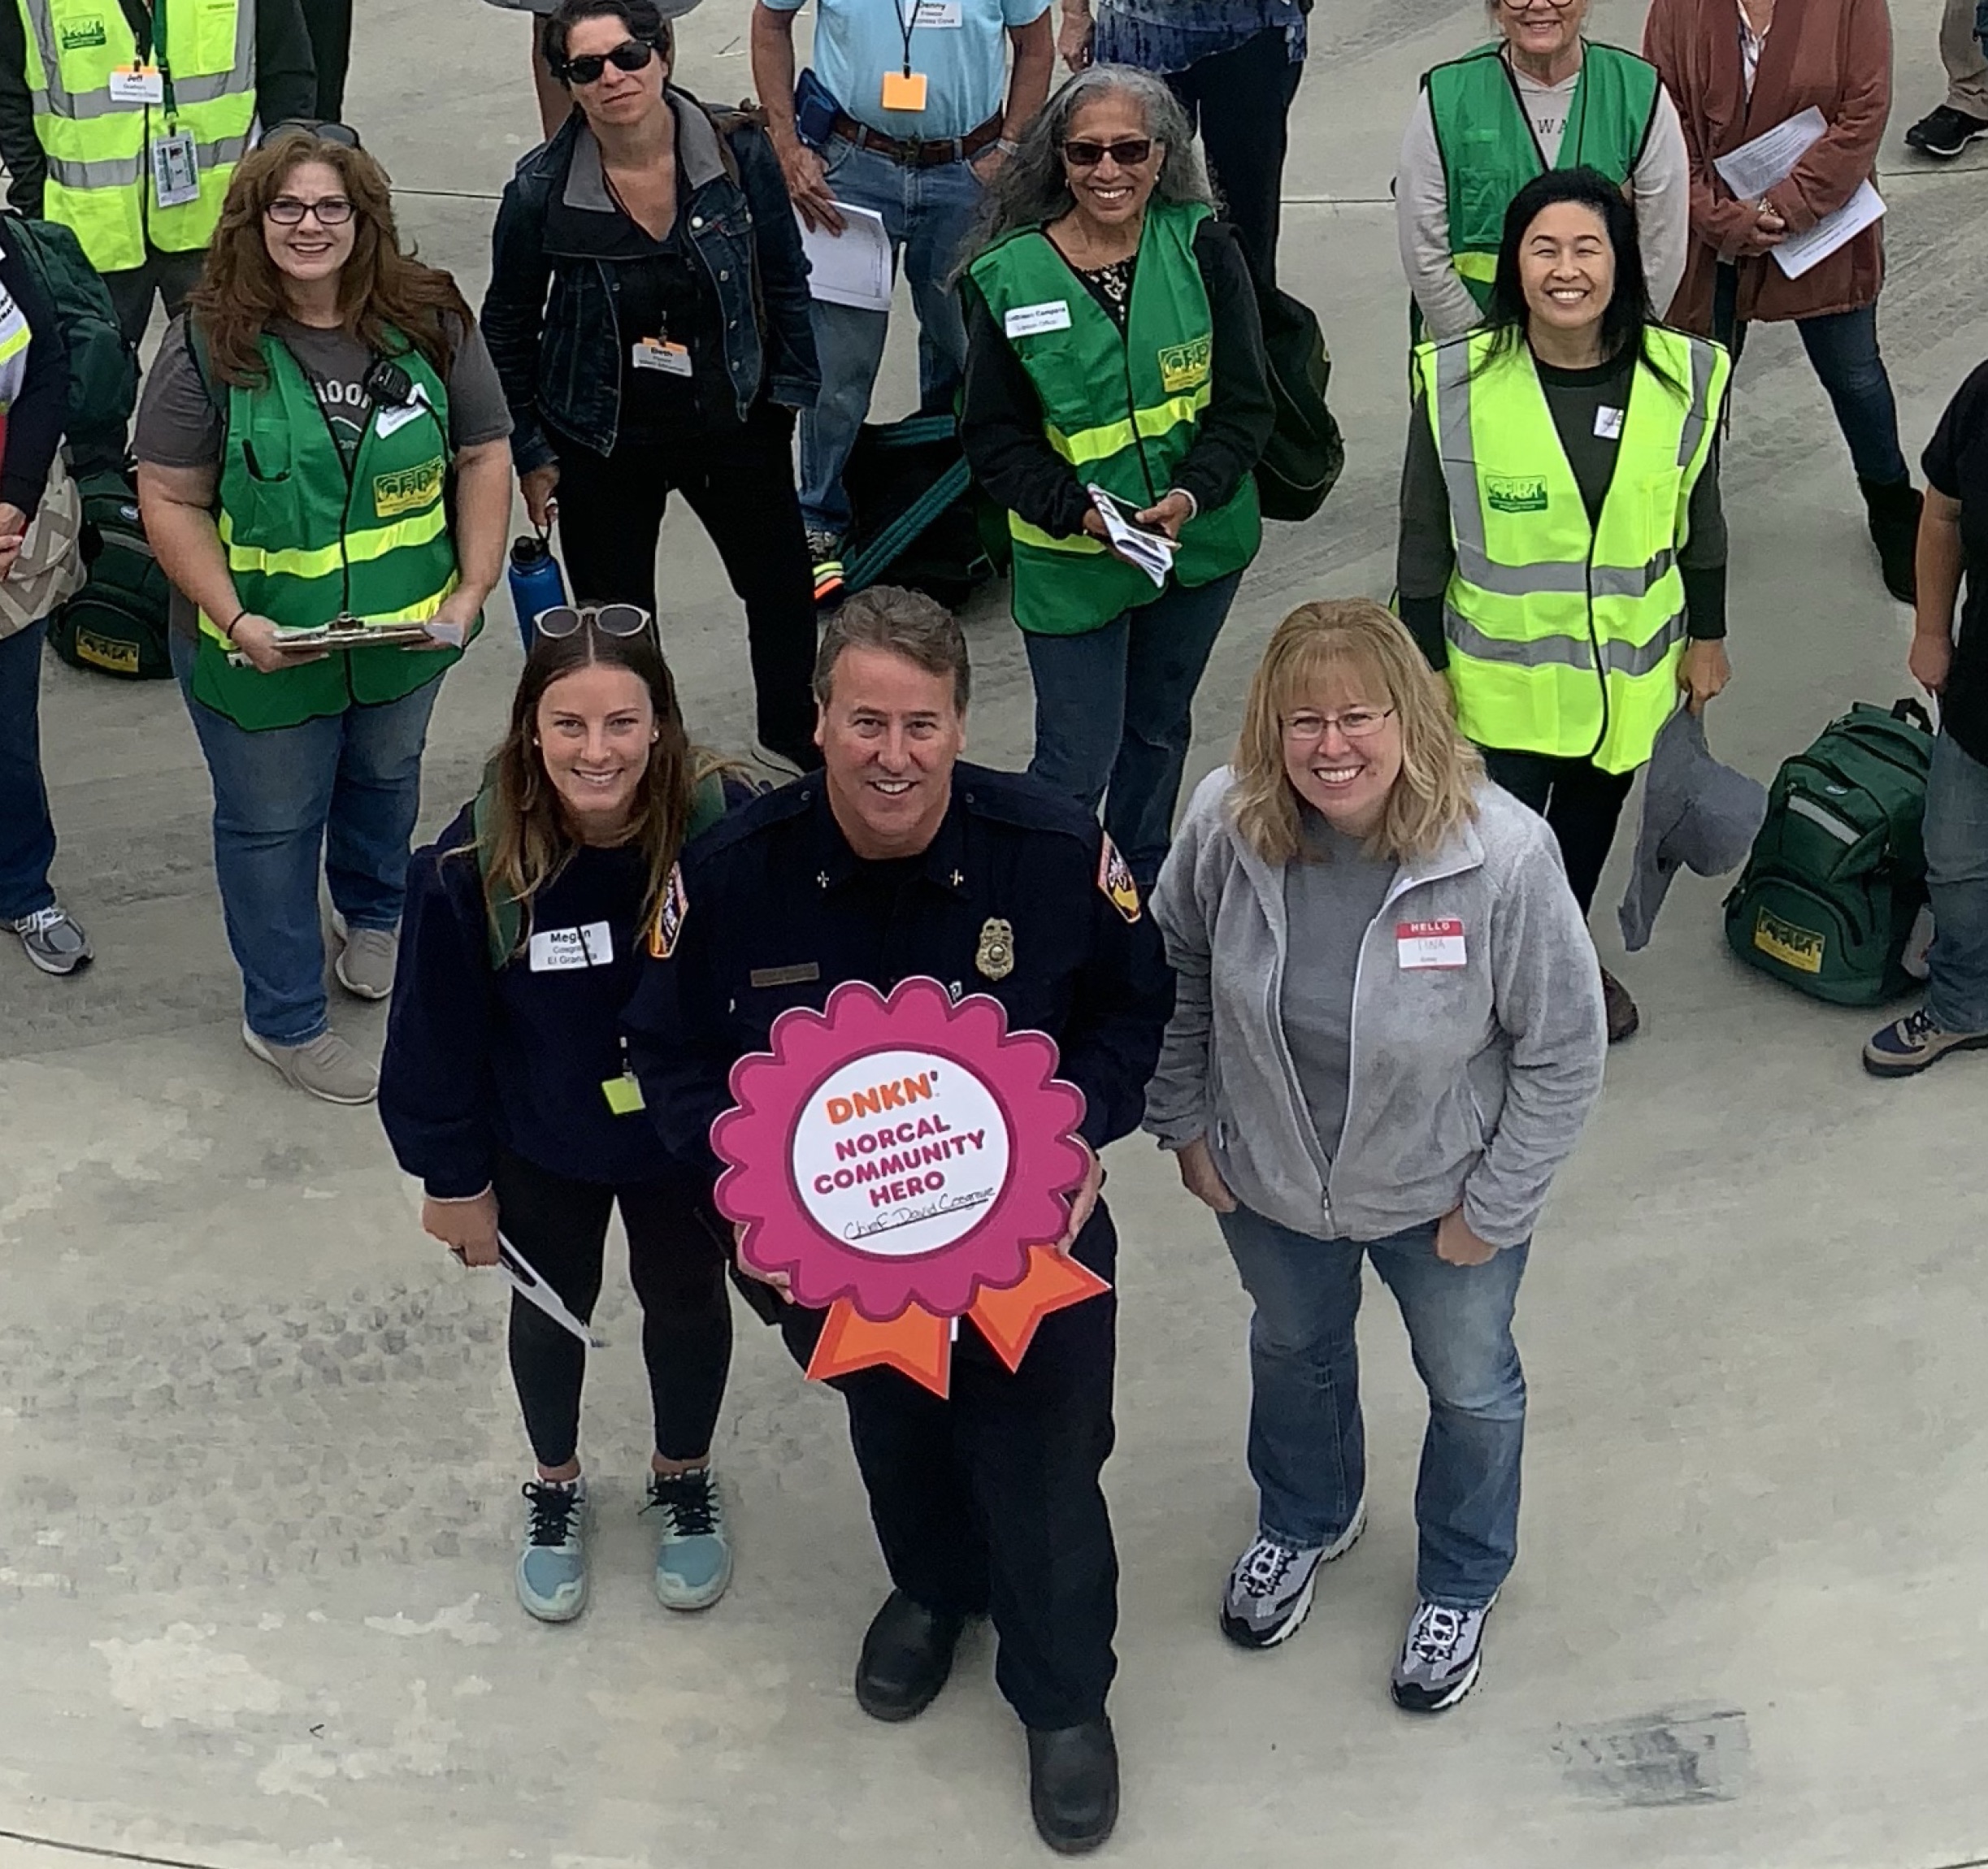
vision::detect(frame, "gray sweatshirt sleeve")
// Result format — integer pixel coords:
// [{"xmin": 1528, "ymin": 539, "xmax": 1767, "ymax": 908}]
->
[
  {"xmin": 1635, "ymin": 88, "xmax": 1692, "ymax": 323},
  {"xmin": 1144, "ymin": 790, "xmax": 1219, "ymax": 1151},
  {"xmin": 1396, "ymin": 89, "xmax": 1484, "ymax": 344},
  {"xmin": 1461, "ymin": 817, "xmax": 1608, "ymax": 1248}
]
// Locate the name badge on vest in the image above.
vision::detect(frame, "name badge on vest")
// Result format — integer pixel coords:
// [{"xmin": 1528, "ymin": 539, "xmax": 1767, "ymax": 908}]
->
[
  {"xmin": 1593, "ymin": 405, "xmax": 1625, "ymax": 440},
  {"xmin": 632, "ymin": 337, "xmax": 693, "ymax": 378},
  {"xmin": 150, "ymin": 130, "xmax": 200, "ymax": 208},
  {"xmin": 110, "ymin": 64, "xmax": 164, "ymax": 105},
  {"xmin": 1397, "ymin": 918, "xmax": 1467, "ymax": 969},
  {"xmin": 912, "ymin": 1, "xmax": 962, "ymax": 23},
  {"xmin": 529, "ymin": 921, "xmax": 614, "ymax": 973},
  {"xmin": 374, "ymin": 384, "xmax": 435, "ymax": 440},
  {"xmin": 1004, "ymin": 300, "xmax": 1073, "ymax": 340}
]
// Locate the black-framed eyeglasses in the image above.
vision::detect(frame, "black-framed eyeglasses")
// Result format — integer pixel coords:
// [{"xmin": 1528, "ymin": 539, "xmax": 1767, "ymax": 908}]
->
[
  {"xmin": 559, "ymin": 39, "xmax": 656, "ymax": 85},
  {"xmin": 1061, "ymin": 137, "xmax": 1154, "ymax": 170},
  {"xmin": 534, "ymin": 603, "xmax": 653, "ymax": 640},
  {"xmin": 266, "ymin": 194, "xmax": 354, "ymax": 225},
  {"xmin": 267, "ymin": 119, "xmax": 362, "ymax": 148}
]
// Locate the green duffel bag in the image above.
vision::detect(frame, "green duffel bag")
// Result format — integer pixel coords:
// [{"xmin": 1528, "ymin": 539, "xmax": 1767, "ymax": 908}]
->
[
  {"xmin": 46, "ymin": 465, "xmax": 172, "ymax": 680},
  {"xmin": 1723, "ymin": 699, "xmax": 1935, "ymax": 1006}
]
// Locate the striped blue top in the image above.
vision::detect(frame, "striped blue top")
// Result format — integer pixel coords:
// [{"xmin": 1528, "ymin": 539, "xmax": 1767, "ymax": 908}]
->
[{"xmin": 1096, "ymin": 0, "xmax": 1306, "ymax": 76}]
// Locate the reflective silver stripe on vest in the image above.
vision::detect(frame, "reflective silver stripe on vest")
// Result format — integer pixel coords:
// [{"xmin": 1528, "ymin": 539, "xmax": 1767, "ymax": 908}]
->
[
  {"xmin": 46, "ymin": 152, "xmax": 142, "ymax": 187},
  {"xmin": 1677, "ymin": 338, "xmax": 1716, "ymax": 470},
  {"xmin": 1444, "ymin": 603, "xmax": 1686, "ymax": 678}
]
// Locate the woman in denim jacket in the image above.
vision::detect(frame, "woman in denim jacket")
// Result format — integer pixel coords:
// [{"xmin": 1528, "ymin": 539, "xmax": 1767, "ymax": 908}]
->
[{"xmin": 481, "ymin": 0, "xmax": 824, "ymax": 772}]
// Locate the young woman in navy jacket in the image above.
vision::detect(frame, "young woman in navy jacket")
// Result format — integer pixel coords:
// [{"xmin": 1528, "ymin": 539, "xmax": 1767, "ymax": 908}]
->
[{"xmin": 380, "ymin": 620, "xmax": 739, "ymax": 1624}]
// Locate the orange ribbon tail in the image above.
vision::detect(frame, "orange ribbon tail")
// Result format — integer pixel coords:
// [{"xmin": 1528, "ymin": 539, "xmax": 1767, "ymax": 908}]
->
[
  {"xmin": 967, "ymin": 1247, "xmax": 1113, "ymax": 1373},
  {"xmin": 807, "ymin": 1296, "xmax": 954, "ymax": 1397}
]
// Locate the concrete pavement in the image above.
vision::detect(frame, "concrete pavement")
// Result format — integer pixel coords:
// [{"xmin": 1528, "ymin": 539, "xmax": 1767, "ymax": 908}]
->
[{"xmin": 5, "ymin": 2, "xmax": 1988, "ymax": 1864}]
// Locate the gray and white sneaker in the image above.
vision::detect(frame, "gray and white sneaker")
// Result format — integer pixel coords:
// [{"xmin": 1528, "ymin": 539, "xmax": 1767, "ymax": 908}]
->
[
  {"xmin": 1218, "ymin": 1498, "xmax": 1367, "ymax": 1650},
  {"xmin": 332, "ymin": 917, "xmax": 397, "ymax": 1000},
  {"xmin": 241, "ymin": 1021, "xmax": 379, "ymax": 1104},
  {"xmin": 8, "ymin": 903, "xmax": 92, "ymax": 976},
  {"xmin": 1390, "ymin": 1596, "xmax": 1495, "ymax": 1713},
  {"xmin": 517, "ymin": 1477, "xmax": 588, "ymax": 1624}
]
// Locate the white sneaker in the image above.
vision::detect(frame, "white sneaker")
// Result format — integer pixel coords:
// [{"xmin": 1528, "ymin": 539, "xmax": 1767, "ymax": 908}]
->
[{"xmin": 241, "ymin": 1022, "xmax": 378, "ymax": 1104}]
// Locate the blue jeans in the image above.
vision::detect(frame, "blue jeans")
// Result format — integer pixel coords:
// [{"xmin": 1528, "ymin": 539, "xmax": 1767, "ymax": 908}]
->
[
  {"xmin": 797, "ymin": 137, "xmax": 981, "ymax": 536},
  {"xmin": 1218, "ymin": 1203, "xmax": 1530, "ymax": 1611},
  {"xmin": 1023, "ymin": 570, "xmax": 1244, "ymax": 888},
  {"xmin": 1712, "ymin": 262, "xmax": 1909, "ymax": 485},
  {"xmin": 0, "ymin": 620, "xmax": 56, "ymax": 920},
  {"xmin": 170, "ymin": 631, "xmax": 441, "ymax": 1045},
  {"xmin": 1925, "ymin": 729, "xmax": 1988, "ymax": 1032}
]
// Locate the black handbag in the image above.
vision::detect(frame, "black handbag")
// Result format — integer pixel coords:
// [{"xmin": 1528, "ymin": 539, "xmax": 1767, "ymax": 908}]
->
[{"xmin": 1253, "ymin": 286, "xmax": 1345, "ymax": 524}]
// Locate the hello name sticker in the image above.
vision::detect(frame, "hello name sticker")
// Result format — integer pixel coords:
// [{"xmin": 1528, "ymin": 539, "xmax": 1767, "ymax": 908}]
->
[
  {"xmin": 1396, "ymin": 917, "xmax": 1467, "ymax": 969},
  {"xmin": 710, "ymin": 977, "xmax": 1107, "ymax": 1396}
]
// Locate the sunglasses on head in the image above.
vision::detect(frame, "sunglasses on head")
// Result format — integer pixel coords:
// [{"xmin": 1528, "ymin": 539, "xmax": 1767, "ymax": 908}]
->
[
  {"xmin": 534, "ymin": 603, "xmax": 653, "ymax": 640},
  {"xmin": 559, "ymin": 39, "xmax": 656, "ymax": 85},
  {"xmin": 1061, "ymin": 137, "xmax": 1154, "ymax": 170},
  {"xmin": 267, "ymin": 118, "xmax": 362, "ymax": 148}
]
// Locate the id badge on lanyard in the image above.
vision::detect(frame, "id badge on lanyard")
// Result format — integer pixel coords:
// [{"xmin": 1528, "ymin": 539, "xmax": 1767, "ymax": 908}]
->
[{"xmin": 152, "ymin": 128, "xmax": 200, "ymax": 207}]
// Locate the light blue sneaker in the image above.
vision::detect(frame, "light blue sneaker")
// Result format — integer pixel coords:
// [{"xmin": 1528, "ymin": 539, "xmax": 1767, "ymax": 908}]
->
[
  {"xmin": 516, "ymin": 1478, "xmax": 588, "ymax": 1623},
  {"xmin": 642, "ymin": 1467, "xmax": 732, "ymax": 1611}
]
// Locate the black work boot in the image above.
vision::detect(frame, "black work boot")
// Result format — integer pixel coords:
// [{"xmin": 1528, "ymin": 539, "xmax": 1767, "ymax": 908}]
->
[
  {"xmin": 853, "ymin": 1589, "xmax": 965, "ymax": 1722},
  {"xmin": 1860, "ymin": 475, "xmax": 1923, "ymax": 604},
  {"xmin": 1027, "ymin": 1716, "xmax": 1119, "ymax": 1854}
]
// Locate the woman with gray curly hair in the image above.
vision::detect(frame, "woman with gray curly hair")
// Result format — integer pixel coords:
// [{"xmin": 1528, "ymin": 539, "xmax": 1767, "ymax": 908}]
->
[{"xmin": 959, "ymin": 64, "xmax": 1273, "ymax": 891}]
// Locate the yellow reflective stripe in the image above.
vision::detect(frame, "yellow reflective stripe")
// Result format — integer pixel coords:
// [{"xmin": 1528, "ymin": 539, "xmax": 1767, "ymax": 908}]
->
[
  {"xmin": 1009, "ymin": 514, "xmax": 1105, "ymax": 555},
  {"xmin": 197, "ymin": 572, "xmax": 460, "ymax": 643},
  {"xmin": 1452, "ymin": 251, "xmax": 1499, "ymax": 284},
  {"xmin": 219, "ymin": 503, "xmax": 449, "ymax": 581},
  {"xmin": 1044, "ymin": 384, "xmax": 1213, "ymax": 467}
]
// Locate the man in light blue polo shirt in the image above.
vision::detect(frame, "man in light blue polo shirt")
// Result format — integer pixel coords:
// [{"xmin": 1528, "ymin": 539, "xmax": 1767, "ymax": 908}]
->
[{"xmin": 752, "ymin": 0, "xmax": 1053, "ymax": 597}]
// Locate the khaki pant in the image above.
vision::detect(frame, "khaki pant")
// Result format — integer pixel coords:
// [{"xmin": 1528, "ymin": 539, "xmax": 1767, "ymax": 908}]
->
[{"xmin": 1943, "ymin": 0, "xmax": 1988, "ymax": 118}]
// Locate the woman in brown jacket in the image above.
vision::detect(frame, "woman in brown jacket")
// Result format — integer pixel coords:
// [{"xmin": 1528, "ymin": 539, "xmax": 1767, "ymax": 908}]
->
[{"xmin": 1644, "ymin": 0, "xmax": 1921, "ymax": 603}]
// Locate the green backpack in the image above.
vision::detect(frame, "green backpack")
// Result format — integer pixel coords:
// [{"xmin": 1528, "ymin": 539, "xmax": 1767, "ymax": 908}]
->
[
  {"xmin": 1723, "ymin": 700, "xmax": 1935, "ymax": 1005},
  {"xmin": 0, "ymin": 210, "xmax": 138, "ymax": 443},
  {"xmin": 46, "ymin": 464, "xmax": 173, "ymax": 679}
]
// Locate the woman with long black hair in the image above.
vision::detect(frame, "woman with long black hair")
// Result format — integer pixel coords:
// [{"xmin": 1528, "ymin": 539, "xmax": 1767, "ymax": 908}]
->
[
  {"xmin": 1396, "ymin": 166, "xmax": 1734, "ymax": 1043},
  {"xmin": 380, "ymin": 617, "xmax": 741, "ymax": 1624}
]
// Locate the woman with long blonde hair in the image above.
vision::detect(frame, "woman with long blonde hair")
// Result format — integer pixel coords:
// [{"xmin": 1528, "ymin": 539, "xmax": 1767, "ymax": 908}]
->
[
  {"xmin": 1145, "ymin": 597, "xmax": 1606, "ymax": 1713},
  {"xmin": 380, "ymin": 618, "xmax": 742, "ymax": 1628}
]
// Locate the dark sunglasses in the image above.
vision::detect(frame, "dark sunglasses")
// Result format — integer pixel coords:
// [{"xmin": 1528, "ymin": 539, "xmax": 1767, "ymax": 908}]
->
[
  {"xmin": 559, "ymin": 39, "xmax": 656, "ymax": 85},
  {"xmin": 1061, "ymin": 137, "xmax": 1154, "ymax": 170},
  {"xmin": 267, "ymin": 118, "xmax": 362, "ymax": 148},
  {"xmin": 534, "ymin": 603, "xmax": 652, "ymax": 640}
]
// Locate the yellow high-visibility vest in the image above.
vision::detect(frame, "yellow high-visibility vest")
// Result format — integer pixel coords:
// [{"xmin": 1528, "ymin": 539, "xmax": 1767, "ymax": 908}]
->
[
  {"xmin": 1415, "ymin": 326, "xmax": 1730, "ymax": 775},
  {"xmin": 16, "ymin": 0, "xmax": 254, "ymax": 274}
]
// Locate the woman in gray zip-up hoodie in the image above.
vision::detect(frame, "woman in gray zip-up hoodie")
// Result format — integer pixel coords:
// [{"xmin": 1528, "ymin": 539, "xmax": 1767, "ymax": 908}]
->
[{"xmin": 1144, "ymin": 598, "xmax": 1605, "ymax": 1715}]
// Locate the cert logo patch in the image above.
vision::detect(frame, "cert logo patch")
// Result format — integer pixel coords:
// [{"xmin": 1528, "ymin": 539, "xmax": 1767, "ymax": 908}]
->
[
  {"xmin": 1157, "ymin": 336, "xmax": 1212, "ymax": 396},
  {"xmin": 647, "ymin": 863, "xmax": 688, "ymax": 959},
  {"xmin": 371, "ymin": 456, "xmax": 444, "ymax": 519},
  {"xmin": 1097, "ymin": 835, "xmax": 1141, "ymax": 924},
  {"xmin": 1751, "ymin": 906, "xmax": 1825, "ymax": 974},
  {"xmin": 61, "ymin": 15, "xmax": 107, "ymax": 49},
  {"xmin": 1486, "ymin": 475, "xmax": 1550, "ymax": 514}
]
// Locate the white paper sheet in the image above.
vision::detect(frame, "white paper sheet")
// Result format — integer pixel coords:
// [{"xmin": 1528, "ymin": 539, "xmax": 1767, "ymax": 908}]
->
[
  {"xmin": 1772, "ymin": 180, "xmax": 1886, "ymax": 279},
  {"xmin": 493, "ymin": 1233, "xmax": 605, "ymax": 1349},
  {"xmin": 1712, "ymin": 106, "xmax": 1827, "ymax": 201},
  {"xmin": 798, "ymin": 204, "xmax": 892, "ymax": 314},
  {"xmin": 1086, "ymin": 484, "xmax": 1175, "ymax": 590}
]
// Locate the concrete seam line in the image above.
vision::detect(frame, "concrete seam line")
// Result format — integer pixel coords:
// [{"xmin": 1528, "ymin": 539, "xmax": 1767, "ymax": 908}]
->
[{"xmin": 0, "ymin": 1828, "xmax": 230, "ymax": 1869}]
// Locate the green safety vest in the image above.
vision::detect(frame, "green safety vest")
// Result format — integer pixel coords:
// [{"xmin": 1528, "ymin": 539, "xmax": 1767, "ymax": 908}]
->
[
  {"xmin": 1414, "ymin": 326, "xmax": 1730, "ymax": 775},
  {"xmin": 190, "ymin": 332, "xmax": 471, "ymax": 733},
  {"xmin": 967, "ymin": 197, "xmax": 1261, "ymax": 637},
  {"xmin": 1425, "ymin": 41, "xmax": 1660, "ymax": 314},
  {"xmin": 15, "ymin": 0, "xmax": 254, "ymax": 275}
]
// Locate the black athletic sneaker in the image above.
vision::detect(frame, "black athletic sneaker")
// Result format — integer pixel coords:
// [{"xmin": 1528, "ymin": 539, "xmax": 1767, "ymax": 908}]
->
[{"xmin": 1905, "ymin": 104, "xmax": 1988, "ymax": 158}]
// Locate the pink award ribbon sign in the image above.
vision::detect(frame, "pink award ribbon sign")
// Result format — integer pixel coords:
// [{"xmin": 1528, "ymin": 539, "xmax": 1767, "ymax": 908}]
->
[{"xmin": 710, "ymin": 977, "xmax": 1109, "ymax": 1397}]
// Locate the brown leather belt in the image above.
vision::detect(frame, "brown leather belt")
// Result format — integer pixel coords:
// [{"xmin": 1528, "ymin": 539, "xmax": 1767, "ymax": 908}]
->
[{"xmin": 830, "ymin": 110, "xmax": 1003, "ymax": 168}]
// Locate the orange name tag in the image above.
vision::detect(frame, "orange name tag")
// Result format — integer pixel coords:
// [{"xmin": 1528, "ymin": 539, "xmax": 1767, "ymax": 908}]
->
[{"xmin": 881, "ymin": 70, "xmax": 929, "ymax": 111}]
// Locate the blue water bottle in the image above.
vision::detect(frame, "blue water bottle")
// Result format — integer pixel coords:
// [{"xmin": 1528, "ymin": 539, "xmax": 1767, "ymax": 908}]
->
[{"xmin": 507, "ymin": 530, "xmax": 567, "ymax": 651}]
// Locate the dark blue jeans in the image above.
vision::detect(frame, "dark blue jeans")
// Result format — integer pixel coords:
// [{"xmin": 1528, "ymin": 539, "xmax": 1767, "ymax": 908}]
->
[
  {"xmin": 0, "ymin": 620, "xmax": 56, "ymax": 920},
  {"xmin": 1218, "ymin": 1203, "xmax": 1529, "ymax": 1611},
  {"xmin": 1022, "ymin": 569, "xmax": 1244, "ymax": 888},
  {"xmin": 1712, "ymin": 262, "xmax": 1909, "ymax": 485},
  {"xmin": 170, "ymin": 631, "xmax": 441, "ymax": 1045}
]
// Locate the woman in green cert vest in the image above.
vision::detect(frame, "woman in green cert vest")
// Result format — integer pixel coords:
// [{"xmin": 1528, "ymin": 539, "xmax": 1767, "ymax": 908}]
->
[
  {"xmin": 1397, "ymin": 168, "xmax": 1734, "ymax": 1045},
  {"xmin": 1395, "ymin": 0, "xmax": 1691, "ymax": 343},
  {"xmin": 137, "ymin": 127, "xmax": 514, "ymax": 1105},
  {"xmin": 959, "ymin": 65, "xmax": 1273, "ymax": 890}
]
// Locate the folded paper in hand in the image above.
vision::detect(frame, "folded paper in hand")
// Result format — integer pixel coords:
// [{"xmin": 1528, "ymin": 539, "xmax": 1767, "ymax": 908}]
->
[
  {"xmin": 1086, "ymin": 484, "xmax": 1175, "ymax": 590},
  {"xmin": 1711, "ymin": 107, "xmax": 1885, "ymax": 281},
  {"xmin": 797, "ymin": 203, "xmax": 892, "ymax": 314}
]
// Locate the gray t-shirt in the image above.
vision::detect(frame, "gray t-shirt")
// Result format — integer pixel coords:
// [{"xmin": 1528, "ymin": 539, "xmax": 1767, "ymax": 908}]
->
[
  {"xmin": 135, "ymin": 314, "xmax": 513, "ymax": 634},
  {"xmin": 1279, "ymin": 808, "xmax": 1398, "ymax": 1163}
]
